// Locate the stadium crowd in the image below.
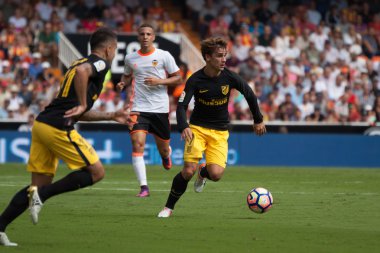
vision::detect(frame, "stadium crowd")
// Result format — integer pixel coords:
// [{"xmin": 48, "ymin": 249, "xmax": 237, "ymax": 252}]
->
[{"xmin": 0, "ymin": 0, "xmax": 380, "ymax": 125}]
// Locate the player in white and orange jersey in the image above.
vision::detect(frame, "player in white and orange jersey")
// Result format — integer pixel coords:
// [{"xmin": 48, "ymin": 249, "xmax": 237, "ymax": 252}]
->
[{"xmin": 117, "ymin": 23, "xmax": 182, "ymax": 197}]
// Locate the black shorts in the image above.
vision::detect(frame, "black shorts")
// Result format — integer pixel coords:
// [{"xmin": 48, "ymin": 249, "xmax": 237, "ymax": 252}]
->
[{"xmin": 130, "ymin": 112, "xmax": 170, "ymax": 140}]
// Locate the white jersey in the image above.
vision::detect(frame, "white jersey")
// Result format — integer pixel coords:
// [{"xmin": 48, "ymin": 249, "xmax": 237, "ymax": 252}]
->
[{"xmin": 124, "ymin": 48, "xmax": 179, "ymax": 113}]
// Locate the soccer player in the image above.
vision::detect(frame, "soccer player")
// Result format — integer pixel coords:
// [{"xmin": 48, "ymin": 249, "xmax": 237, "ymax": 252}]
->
[
  {"xmin": 0, "ymin": 27, "xmax": 135, "ymax": 246},
  {"xmin": 117, "ymin": 24, "xmax": 181, "ymax": 197},
  {"xmin": 158, "ymin": 37, "xmax": 266, "ymax": 218}
]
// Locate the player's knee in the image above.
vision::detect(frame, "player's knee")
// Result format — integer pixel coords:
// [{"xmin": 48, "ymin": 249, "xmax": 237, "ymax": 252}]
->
[
  {"xmin": 181, "ymin": 167, "xmax": 195, "ymax": 180},
  {"xmin": 133, "ymin": 141, "xmax": 145, "ymax": 151},
  {"xmin": 91, "ymin": 166, "xmax": 105, "ymax": 183},
  {"xmin": 160, "ymin": 147, "xmax": 170, "ymax": 157},
  {"xmin": 209, "ymin": 171, "xmax": 223, "ymax": 182}
]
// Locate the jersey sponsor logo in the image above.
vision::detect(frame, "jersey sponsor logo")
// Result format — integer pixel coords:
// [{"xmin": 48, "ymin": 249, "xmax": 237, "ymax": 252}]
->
[
  {"xmin": 199, "ymin": 89, "xmax": 208, "ymax": 93},
  {"xmin": 179, "ymin": 91, "xmax": 186, "ymax": 102},
  {"xmin": 198, "ymin": 97, "xmax": 228, "ymax": 106},
  {"xmin": 152, "ymin": 59, "xmax": 158, "ymax": 67},
  {"xmin": 93, "ymin": 60, "xmax": 106, "ymax": 72},
  {"xmin": 221, "ymin": 85, "xmax": 229, "ymax": 95}
]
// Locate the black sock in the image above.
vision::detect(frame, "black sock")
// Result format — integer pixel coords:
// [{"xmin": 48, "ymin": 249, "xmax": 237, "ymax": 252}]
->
[
  {"xmin": 39, "ymin": 169, "xmax": 93, "ymax": 202},
  {"xmin": 200, "ymin": 165, "xmax": 211, "ymax": 180},
  {"xmin": 0, "ymin": 186, "xmax": 29, "ymax": 232},
  {"xmin": 165, "ymin": 172, "xmax": 189, "ymax": 210}
]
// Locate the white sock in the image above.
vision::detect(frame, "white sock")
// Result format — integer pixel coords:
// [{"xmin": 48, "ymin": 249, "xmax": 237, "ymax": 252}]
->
[{"xmin": 132, "ymin": 155, "xmax": 147, "ymax": 186}]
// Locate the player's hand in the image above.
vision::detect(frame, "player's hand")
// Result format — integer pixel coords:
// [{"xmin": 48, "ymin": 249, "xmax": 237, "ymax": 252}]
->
[
  {"xmin": 144, "ymin": 77, "xmax": 161, "ymax": 86},
  {"xmin": 116, "ymin": 81, "xmax": 126, "ymax": 92},
  {"xmin": 253, "ymin": 122, "xmax": 266, "ymax": 136},
  {"xmin": 181, "ymin": 127, "xmax": 193, "ymax": 143},
  {"xmin": 113, "ymin": 109, "xmax": 139, "ymax": 130},
  {"xmin": 64, "ymin": 105, "xmax": 86, "ymax": 118}
]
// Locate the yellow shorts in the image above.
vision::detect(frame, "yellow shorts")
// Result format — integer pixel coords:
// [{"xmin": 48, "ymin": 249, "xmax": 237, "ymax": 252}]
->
[
  {"xmin": 184, "ymin": 124, "xmax": 229, "ymax": 168},
  {"xmin": 27, "ymin": 121, "xmax": 99, "ymax": 175}
]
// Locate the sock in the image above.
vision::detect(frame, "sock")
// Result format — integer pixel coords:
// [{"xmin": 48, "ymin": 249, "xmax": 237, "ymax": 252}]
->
[
  {"xmin": 141, "ymin": 185, "xmax": 149, "ymax": 191},
  {"xmin": 200, "ymin": 165, "xmax": 211, "ymax": 180},
  {"xmin": 132, "ymin": 154, "xmax": 147, "ymax": 186},
  {"xmin": 38, "ymin": 169, "xmax": 93, "ymax": 202},
  {"xmin": 165, "ymin": 172, "xmax": 189, "ymax": 210},
  {"xmin": 0, "ymin": 186, "xmax": 29, "ymax": 232}
]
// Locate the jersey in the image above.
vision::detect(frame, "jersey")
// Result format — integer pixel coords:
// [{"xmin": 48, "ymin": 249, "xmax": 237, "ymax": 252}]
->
[
  {"xmin": 123, "ymin": 48, "xmax": 179, "ymax": 113},
  {"xmin": 176, "ymin": 67, "xmax": 263, "ymax": 132},
  {"xmin": 37, "ymin": 54, "xmax": 110, "ymax": 130}
]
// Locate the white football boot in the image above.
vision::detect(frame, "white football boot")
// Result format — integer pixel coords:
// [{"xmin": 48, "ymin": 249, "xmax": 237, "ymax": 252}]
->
[
  {"xmin": 157, "ymin": 207, "xmax": 173, "ymax": 218},
  {"xmin": 0, "ymin": 232, "xmax": 18, "ymax": 247},
  {"xmin": 28, "ymin": 186, "xmax": 43, "ymax": 225},
  {"xmin": 194, "ymin": 163, "xmax": 207, "ymax": 193}
]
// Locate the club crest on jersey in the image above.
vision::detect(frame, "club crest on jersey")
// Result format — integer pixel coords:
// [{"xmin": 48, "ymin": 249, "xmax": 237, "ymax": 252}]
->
[
  {"xmin": 221, "ymin": 85, "xmax": 229, "ymax": 95},
  {"xmin": 152, "ymin": 59, "xmax": 158, "ymax": 67}
]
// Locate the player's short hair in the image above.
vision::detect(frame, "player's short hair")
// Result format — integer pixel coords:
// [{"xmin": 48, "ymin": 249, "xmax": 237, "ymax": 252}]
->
[
  {"xmin": 90, "ymin": 27, "xmax": 117, "ymax": 50},
  {"xmin": 201, "ymin": 37, "xmax": 227, "ymax": 60},
  {"xmin": 138, "ymin": 23, "xmax": 155, "ymax": 33}
]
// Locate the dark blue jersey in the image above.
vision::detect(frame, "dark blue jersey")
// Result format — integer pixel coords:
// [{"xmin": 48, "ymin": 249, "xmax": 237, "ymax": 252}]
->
[
  {"xmin": 176, "ymin": 67, "xmax": 263, "ymax": 132},
  {"xmin": 37, "ymin": 54, "xmax": 110, "ymax": 130}
]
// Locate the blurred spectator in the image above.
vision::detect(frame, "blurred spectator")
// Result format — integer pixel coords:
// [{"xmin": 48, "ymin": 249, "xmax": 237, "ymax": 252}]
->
[
  {"xmin": 0, "ymin": 60, "xmax": 15, "ymax": 84},
  {"xmin": 63, "ymin": 11, "xmax": 81, "ymax": 33},
  {"xmin": 158, "ymin": 12, "xmax": 178, "ymax": 33},
  {"xmin": 101, "ymin": 8, "xmax": 117, "ymax": 29},
  {"xmin": 18, "ymin": 113, "xmax": 34, "ymax": 131},
  {"xmin": 105, "ymin": 93, "xmax": 124, "ymax": 112},
  {"xmin": 35, "ymin": 0, "xmax": 54, "ymax": 21},
  {"xmin": 69, "ymin": 0, "xmax": 89, "ymax": 19},
  {"xmin": 7, "ymin": 85, "xmax": 24, "ymax": 112},
  {"xmin": 198, "ymin": 0, "xmax": 218, "ymax": 39},
  {"xmin": 38, "ymin": 22, "xmax": 58, "ymax": 66},
  {"xmin": 120, "ymin": 11, "xmax": 134, "ymax": 33},
  {"xmin": 29, "ymin": 52, "xmax": 43, "ymax": 80},
  {"xmin": 88, "ymin": 0, "xmax": 106, "ymax": 19},
  {"xmin": 9, "ymin": 8, "xmax": 27, "ymax": 31}
]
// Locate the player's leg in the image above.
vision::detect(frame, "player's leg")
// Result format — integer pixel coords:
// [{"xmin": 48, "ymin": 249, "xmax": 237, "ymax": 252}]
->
[
  {"xmin": 0, "ymin": 122, "xmax": 56, "ymax": 245},
  {"xmin": 158, "ymin": 161, "xmax": 198, "ymax": 218},
  {"xmin": 28, "ymin": 124, "xmax": 103, "ymax": 223},
  {"xmin": 194, "ymin": 127, "xmax": 229, "ymax": 192},
  {"xmin": 158, "ymin": 124, "xmax": 206, "ymax": 217},
  {"xmin": 150, "ymin": 113, "xmax": 172, "ymax": 170},
  {"xmin": 154, "ymin": 136, "xmax": 171, "ymax": 170},
  {"xmin": 130, "ymin": 130, "xmax": 149, "ymax": 197}
]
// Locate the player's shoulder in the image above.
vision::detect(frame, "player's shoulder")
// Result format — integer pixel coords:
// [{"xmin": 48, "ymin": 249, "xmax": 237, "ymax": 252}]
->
[
  {"xmin": 88, "ymin": 54, "xmax": 109, "ymax": 73},
  {"xmin": 124, "ymin": 50, "xmax": 139, "ymax": 60},
  {"xmin": 155, "ymin": 48, "xmax": 174, "ymax": 58},
  {"xmin": 187, "ymin": 68, "xmax": 203, "ymax": 82},
  {"xmin": 222, "ymin": 68, "xmax": 243, "ymax": 82}
]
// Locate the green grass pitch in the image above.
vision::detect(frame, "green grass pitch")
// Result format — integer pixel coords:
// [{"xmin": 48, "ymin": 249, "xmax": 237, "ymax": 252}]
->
[{"xmin": 0, "ymin": 163, "xmax": 379, "ymax": 253}]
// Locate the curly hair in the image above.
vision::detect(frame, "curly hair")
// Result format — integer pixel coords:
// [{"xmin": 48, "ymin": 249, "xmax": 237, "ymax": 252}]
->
[{"xmin": 200, "ymin": 37, "xmax": 227, "ymax": 60}]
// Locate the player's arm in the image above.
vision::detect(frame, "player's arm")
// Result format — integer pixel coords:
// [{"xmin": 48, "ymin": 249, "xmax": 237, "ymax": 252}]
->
[
  {"xmin": 233, "ymin": 73, "xmax": 266, "ymax": 136},
  {"xmin": 117, "ymin": 56, "xmax": 134, "ymax": 110},
  {"xmin": 145, "ymin": 51, "xmax": 182, "ymax": 87},
  {"xmin": 116, "ymin": 73, "xmax": 133, "ymax": 110},
  {"xmin": 79, "ymin": 109, "xmax": 139, "ymax": 129},
  {"xmin": 64, "ymin": 63, "xmax": 92, "ymax": 118},
  {"xmin": 176, "ymin": 77, "xmax": 195, "ymax": 142},
  {"xmin": 144, "ymin": 70, "xmax": 182, "ymax": 87}
]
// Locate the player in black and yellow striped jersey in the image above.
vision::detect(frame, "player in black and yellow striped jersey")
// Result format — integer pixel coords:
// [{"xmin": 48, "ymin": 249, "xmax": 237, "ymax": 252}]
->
[
  {"xmin": 0, "ymin": 27, "xmax": 135, "ymax": 246},
  {"xmin": 158, "ymin": 37, "xmax": 266, "ymax": 218}
]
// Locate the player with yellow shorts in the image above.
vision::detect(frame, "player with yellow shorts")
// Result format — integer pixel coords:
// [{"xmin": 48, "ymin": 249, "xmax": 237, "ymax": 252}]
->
[
  {"xmin": 27, "ymin": 120, "xmax": 99, "ymax": 175},
  {"xmin": 158, "ymin": 37, "xmax": 266, "ymax": 218},
  {"xmin": 0, "ymin": 28, "xmax": 135, "ymax": 247},
  {"xmin": 184, "ymin": 124, "xmax": 229, "ymax": 168}
]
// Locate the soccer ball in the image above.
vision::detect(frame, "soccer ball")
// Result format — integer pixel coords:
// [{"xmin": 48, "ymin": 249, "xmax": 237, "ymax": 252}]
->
[{"xmin": 247, "ymin": 187, "xmax": 273, "ymax": 213}]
